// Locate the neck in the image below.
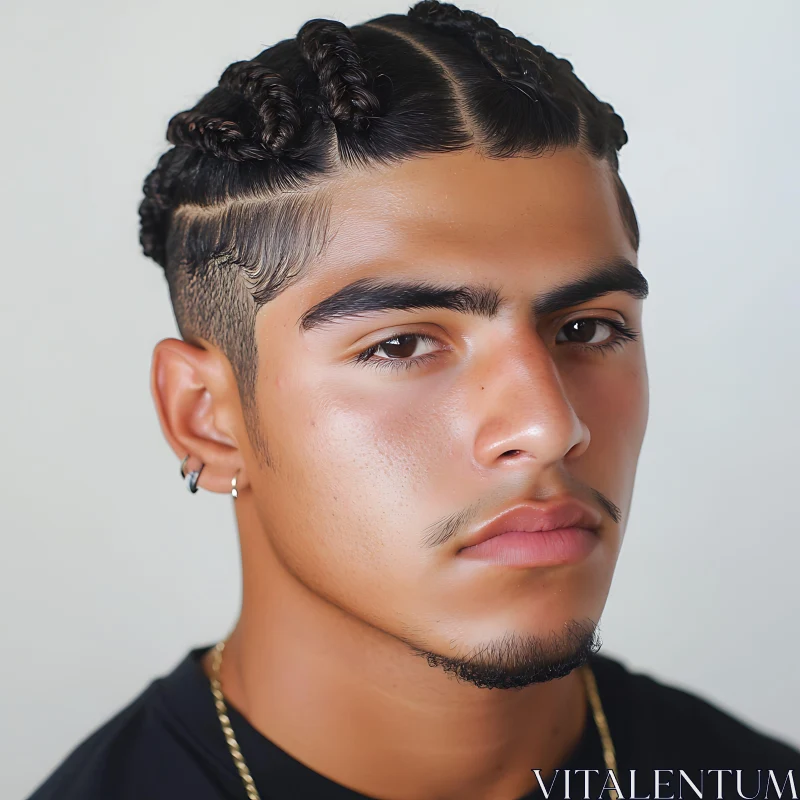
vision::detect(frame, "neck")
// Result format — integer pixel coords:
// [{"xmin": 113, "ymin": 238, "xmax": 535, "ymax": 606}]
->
[{"xmin": 202, "ymin": 498, "xmax": 590, "ymax": 800}]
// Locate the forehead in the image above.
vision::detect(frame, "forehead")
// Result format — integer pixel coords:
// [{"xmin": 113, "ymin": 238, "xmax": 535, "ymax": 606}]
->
[{"xmin": 313, "ymin": 147, "xmax": 634, "ymax": 280}]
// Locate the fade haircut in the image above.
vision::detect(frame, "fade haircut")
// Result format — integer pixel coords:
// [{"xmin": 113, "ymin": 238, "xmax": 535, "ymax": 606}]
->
[{"xmin": 138, "ymin": 0, "xmax": 639, "ymax": 466}]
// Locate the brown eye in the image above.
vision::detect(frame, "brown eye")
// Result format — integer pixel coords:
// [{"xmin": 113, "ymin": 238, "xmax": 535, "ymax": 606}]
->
[
  {"xmin": 354, "ymin": 332, "xmax": 445, "ymax": 373},
  {"xmin": 376, "ymin": 334, "xmax": 420, "ymax": 359},
  {"xmin": 555, "ymin": 317, "xmax": 640, "ymax": 354},
  {"xmin": 558, "ymin": 319, "xmax": 614, "ymax": 345}
]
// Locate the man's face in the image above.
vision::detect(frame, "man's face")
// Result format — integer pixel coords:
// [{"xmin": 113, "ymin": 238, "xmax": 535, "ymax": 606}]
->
[{"xmin": 242, "ymin": 147, "xmax": 648, "ymax": 683}]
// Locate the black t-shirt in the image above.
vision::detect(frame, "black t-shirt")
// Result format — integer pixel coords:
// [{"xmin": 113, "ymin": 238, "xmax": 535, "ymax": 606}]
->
[{"xmin": 26, "ymin": 644, "xmax": 799, "ymax": 800}]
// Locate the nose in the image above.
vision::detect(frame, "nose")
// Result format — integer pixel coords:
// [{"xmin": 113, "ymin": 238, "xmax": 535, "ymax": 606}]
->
[{"xmin": 471, "ymin": 328, "xmax": 590, "ymax": 470}]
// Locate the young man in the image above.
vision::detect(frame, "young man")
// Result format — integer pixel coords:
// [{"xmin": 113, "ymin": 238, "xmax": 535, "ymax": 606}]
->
[{"xmin": 27, "ymin": 2, "xmax": 799, "ymax": 799}]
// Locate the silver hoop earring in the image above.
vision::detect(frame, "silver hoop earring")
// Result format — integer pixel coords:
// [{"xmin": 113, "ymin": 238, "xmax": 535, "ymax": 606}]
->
[
  {"xmin": 231, "ymin": 473, "xmax": 239, "ymax": 499},
  {"xmin": 180, "ymin": 454, "xmax": 204, "ymax": 494}
]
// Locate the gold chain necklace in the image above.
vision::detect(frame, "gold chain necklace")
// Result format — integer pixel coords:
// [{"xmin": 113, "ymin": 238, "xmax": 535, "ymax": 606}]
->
[{"xmin": 209, "ymin": 639, "xmax": 619, "ymax": 800}]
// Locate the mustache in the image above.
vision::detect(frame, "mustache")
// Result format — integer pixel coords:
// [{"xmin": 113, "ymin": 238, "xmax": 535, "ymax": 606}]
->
[{"xmin": 421, "ymin": 487, "xmax": 621, "ymax": 549}]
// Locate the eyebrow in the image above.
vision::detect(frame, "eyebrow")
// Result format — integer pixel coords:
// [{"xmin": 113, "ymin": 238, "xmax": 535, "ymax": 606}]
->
[{"xmin": 297, "ymin": 257, "xmax": 649, "ymax": 334}]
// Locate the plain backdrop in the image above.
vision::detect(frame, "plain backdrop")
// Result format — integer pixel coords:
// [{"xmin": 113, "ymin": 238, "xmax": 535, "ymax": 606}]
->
[{"xmin": 2, "ymin": 1, "xmax": 798, "ymax": 797}]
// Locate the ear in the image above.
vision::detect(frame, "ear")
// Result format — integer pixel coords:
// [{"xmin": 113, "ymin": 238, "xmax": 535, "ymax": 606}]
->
[{"xmin": 150, "ymin": 337, "xmax": 250, "ymax": 494}]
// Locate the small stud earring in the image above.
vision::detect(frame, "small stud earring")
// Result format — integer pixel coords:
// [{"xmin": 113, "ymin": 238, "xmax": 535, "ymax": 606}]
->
[{"xmin": 231, "ymin": 473, "xmax": 239, "ymax": 499}]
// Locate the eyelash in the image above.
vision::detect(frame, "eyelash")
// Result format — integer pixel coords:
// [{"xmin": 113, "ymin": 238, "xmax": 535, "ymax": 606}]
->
[{"xmin": 352, "ymin": 318, "xmax": 640, "ymax": 374}]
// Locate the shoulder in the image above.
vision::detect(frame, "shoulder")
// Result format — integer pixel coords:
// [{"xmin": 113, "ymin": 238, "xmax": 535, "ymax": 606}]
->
[
  {"xmin": 590, "ymin": 652, "xmax": 800, "ymax": 769},
  {"xmin": 25, "ymin": 680, "xmax": 162, "ymax": 799},
  {"xmin": 24, "ymin": 651, "xmax": 226, "ymax": 800}
]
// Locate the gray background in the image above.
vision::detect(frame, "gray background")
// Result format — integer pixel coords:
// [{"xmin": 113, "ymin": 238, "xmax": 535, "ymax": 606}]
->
[{"xmin": 2, "ymin": 1, "xmax": 798, "ymax": 797}]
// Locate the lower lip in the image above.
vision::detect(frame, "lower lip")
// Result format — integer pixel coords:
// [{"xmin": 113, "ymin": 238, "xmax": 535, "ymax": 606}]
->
[{"xmin": 457, "ymin": 527, "xmax": 598, "ymax": 567}]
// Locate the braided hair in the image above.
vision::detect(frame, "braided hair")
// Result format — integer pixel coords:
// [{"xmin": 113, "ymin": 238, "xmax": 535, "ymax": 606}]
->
[{"xmin": 139, "ymin": 1, "xmax": 638, "ymax": 464}]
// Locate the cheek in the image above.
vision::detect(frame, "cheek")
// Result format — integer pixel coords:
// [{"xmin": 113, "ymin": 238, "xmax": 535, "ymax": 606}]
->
[
  {"xmin": 570, "ymin": 353, "xmax": 649, "ymax": 468},
  {"xmin": 308, "ymin": 384, "xmax": 452, "ymax": 525},
  {"xmin": 260, "ymin": 379, "xmax": 450, "ymax": 609}
]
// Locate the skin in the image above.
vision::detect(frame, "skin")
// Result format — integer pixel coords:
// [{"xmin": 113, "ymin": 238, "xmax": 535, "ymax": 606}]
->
[{"xmin": 152, "ymin": 146, "xmax": 649, "ymax": 800}]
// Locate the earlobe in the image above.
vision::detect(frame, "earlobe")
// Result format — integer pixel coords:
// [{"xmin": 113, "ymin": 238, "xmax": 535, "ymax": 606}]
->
[{"xmin": 150, "ymin": 337, "xmax": 248, "ymax": 495}]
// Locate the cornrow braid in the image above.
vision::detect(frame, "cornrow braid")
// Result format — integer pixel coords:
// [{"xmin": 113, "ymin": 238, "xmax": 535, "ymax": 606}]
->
[
  {"xmin": 166, "ymin": 61, "xmax": 302, "ymax": 162},
  {"xmin": 407, "ymin": 1, "xmax": 554, "ymax": 102},
  {"xmin": 218, "ymin": 60, "xmax": 303, "ymax": 154},
  {"xmin": 296, "ymin": 19, "xmax": 383, "ymax": 131},
  {"xmin": 139, "ymin": 153, "xmax": 170, "ymax": 268},
  {"xmin": 407, "ymin": 0, "xmax": 627, "ymax": 160},
  {"xmin": 139, "ymin": 147, "xmax": 193, "ymax": 268},
  {"xmin": 166, "ymin": 113, "xmax": 251, "ymax": 162}
]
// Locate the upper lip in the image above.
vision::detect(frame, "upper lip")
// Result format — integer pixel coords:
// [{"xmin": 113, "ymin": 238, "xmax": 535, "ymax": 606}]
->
[{"xmin": 458, "ymin": 498, "xmax": 603, "ymax": 551}]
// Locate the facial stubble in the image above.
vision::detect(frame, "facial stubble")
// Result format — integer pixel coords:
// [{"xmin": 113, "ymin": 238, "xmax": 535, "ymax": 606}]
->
[{"xmin": 407, "ymin": 618, "xmax": 602, "ymax": 690}]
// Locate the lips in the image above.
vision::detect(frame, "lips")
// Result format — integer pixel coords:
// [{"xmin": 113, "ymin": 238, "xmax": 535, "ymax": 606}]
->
[{"xmin": 457, "ymin": 499, "xmax": 603, "ymax": 553}]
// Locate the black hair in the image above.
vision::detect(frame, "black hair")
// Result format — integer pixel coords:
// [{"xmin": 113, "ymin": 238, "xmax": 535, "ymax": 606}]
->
[{"xmin": 138, "ymin": 0, "xmax": 638, "ymax": 465}]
